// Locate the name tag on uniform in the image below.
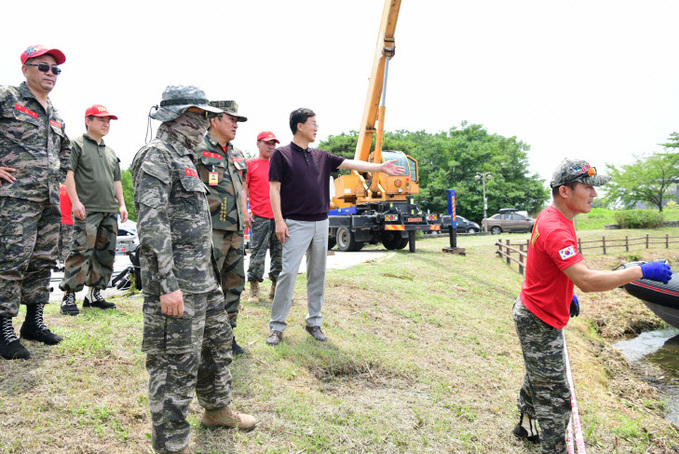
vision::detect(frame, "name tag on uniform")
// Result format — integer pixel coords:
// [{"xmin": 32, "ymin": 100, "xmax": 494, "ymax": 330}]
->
[{"xmin": 209, "ymin": 172, "xmax": 219, "ymax": 186}]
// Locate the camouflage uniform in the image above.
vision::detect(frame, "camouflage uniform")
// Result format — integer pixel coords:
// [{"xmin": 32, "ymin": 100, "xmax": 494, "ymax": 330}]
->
[
  {"xmin": 513, "ymin": 297, "xmax": 570, "ymax": 453},
  {"xmin": 132, "ymin": 88, "xmax": 232, "ymax": 453},
  {"xmin": 247, "ymin": 214, "xmax": 282, "ymax": 283},
  {"xmin": 195, "ymin": 135, "xmax": 247, "ymax": 328},
  {"xmin": 0, "ymin": 82, "xmax": 70, "ymax": 317}
]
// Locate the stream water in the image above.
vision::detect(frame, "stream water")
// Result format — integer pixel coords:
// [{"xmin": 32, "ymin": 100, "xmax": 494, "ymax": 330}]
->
[{"xmin": 614, "ymin": 326, "xmax": 679, "ymax": 425}]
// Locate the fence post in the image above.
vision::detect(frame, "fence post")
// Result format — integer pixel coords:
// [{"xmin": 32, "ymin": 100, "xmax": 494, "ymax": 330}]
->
[
  {"xmin": 578, "ymin": 237, "xmax": 582, "ymax": 255},
  {"xmin": 506, "ymin": 239, "xmax": 511, "ymax": 266},
  {"xmin": 519, "ymin": 244, "xmax": 525, "ymax": 275},
  {"xmin": 667, "ymin": 234, "xmax": 670, "ymax": 249},
  {"xmin": 646, "ymin": 233, "xmax": 649, "ymax": 249},
  {"xmin": 625, "ymin": 235, "xmax": 629, "ymax": 252},
  {"xmin": 602, "ymin": 236, "xmax": 606, "ymax": 255}
]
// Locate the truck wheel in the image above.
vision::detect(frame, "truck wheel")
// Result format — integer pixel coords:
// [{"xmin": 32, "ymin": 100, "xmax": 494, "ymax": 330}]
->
[
  {"xmin": 336, "ymin": 226, "xmax": 357, "ymax": 252},
  {"xmin": 382, "ymin": 231, "xmax": 403, "ymax": 250},
  {"xmin": 398, "ymin": 237, "xmax": 409, "ymax": 249},
  {"xmin": 490, "ymin": 226, "xmax": 502, "ymax": 235}
]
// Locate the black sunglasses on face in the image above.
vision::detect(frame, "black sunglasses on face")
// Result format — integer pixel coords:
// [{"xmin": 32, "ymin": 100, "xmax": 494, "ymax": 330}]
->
[{"xmin": 25, "ymin": 63, "xmax": 61, "ymax": 75}]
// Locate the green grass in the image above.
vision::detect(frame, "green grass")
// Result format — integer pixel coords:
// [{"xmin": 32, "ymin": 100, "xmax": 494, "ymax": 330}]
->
[
  {"xmin": 1, "ymin": 230, "xmax": 679, "ymax": 453},
  {"xmin": 575, "ymin": 207, "xmax": 679, "ymax": 231}
]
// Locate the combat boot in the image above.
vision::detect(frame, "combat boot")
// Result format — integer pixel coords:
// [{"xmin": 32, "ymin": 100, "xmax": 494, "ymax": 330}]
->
[
  {"xmin": 20, "ymin": 304, "xmax": 63, "ymax": 345},
  {"xmin": 248, "ymin": 281, "xmax": 259, "ymax": 303},
  {"xmin": 232, "ymin": 336, "xmax": 245, "ymax": 356},
  {"xmin": 201, "ymin": 406, "xmax": 256, "ymax": 431},
  {"xmin": 269, "ymin": 280, "xmax": 277, "ymax": 300},
  {"xmin": 512, "ymin": 411, "xmax": 540, "ymax": 443},
  {"xmin": 0, "ymin": 316, "xmax": 30, "ymax": 360},
  {"xmin": 61, "ymin": 292, "xmax": 79, "ymax": 316},
  {"xmin": 83, "ymin": 288, "xmax": 116, "ymax": 310}
]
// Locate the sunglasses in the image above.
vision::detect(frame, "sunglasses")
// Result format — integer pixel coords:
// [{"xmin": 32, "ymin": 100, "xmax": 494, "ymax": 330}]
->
[
  {"xmin": 186, "ymin": 106, "xmax": 219, "ymax": 119},
  {"xmin": 564, "ymin": 164, "xmax": 596, "ymax": 184},
  {"xmin": 25, "ymin": 63, "xmax": 61, "ymax": 75}
]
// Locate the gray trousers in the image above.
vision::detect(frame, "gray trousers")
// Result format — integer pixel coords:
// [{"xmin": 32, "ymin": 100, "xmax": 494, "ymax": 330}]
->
[
  {"xmin": 269, "ymin": 218, "xmax": 328, "ymax": 332},
  {"xmin": 513, "ymin": 297, "xmax": 571, "ymax": 454}
]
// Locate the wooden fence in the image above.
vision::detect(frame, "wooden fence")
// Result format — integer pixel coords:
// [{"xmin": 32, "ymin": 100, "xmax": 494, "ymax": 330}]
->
[
  {"xmin": 496, "ymin": 233, "xmax": 679, "ymax": 274},
  {"xmin": 577, "ymin": 233, "xmax": 679, "ymax": 255},
  {"xmin": 495, "ymin": 239, "xmax": 530, "ymax": 275}
]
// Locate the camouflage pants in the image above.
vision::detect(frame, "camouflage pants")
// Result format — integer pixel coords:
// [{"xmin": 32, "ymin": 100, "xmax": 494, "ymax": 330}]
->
[
  {"xmin": 213, "ymin": 229, "xmax": 244, "ymax": 328},
  {"xmin": 247, "ymin": 214, "xmax": 282, "ymax": 283},
  {"xmin": 58, "ymin": 223, "xmax": 74, "ymax": 262},
  {"xmin": 143, "ymin": 288, "xmax": 233, "ymax": 453},
  {"xmin": 0, "ymin": 197, "xmax": 59, "ymax": 317},
  {"xmin": 513, "ymin": 297, "xmax": 571, "ymax": 454},
  {"xmin": 59, "ymin": 212, "xmax": 118, "ymax": 292}
]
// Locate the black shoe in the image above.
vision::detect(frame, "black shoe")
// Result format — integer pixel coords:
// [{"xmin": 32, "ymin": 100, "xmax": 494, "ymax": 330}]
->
[
  {"xmin": 305, "ymin": 325, "xmax": 326, "ymax": 342},
  {"xmin": 0, "ymin": 317, "xmax": 30, "ymax": 360},
  {"xmin": 21, "ymin": 304, "xmax": 63, "ymax": 345},
  {"xmin": 232, "ymin": 336, "xmax": 245, "ymax": 355},
  {"xmin": 512, "ymin": 412, "xmax": 540, "ymax": 443},
  {"xmin": 83, "ymin": 288, "xmax": 116, "ymax": 310},
  {"xmin": 61, "ymin": 292, "xmax": 79, "ymax": 316}
]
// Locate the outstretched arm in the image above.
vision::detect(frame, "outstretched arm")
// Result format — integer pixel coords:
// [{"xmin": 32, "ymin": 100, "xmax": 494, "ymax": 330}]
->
[{"xmin": 339, "ymin": 159, "xmax": 405, "ymax": 176}]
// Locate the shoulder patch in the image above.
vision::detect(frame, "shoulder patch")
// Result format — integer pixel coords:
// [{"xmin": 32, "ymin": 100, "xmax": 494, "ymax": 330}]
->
[{"xmin": 558, "ymin": 245, "xmax": 577, "ymax": 260}]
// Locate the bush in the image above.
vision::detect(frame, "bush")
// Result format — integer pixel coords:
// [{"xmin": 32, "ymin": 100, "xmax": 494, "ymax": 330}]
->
[{"xmin": 613, "ymin": 210, "xmax": 664, "ymax": 229}]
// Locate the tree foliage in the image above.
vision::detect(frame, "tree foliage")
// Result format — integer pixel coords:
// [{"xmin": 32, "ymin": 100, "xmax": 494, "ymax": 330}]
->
[
  {"xmin": 604, "ymin": 138, "xmax": 679, "ymax": 212},
  {"xmin": 121, "ymin": 169, "xmax": 136, "ymax": 221},
  {"xmin": 319, "ymin": 122, "xmax": 549, "ymax": 222}
]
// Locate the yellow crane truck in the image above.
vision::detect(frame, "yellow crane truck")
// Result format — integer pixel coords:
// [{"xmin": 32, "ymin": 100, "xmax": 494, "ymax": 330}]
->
[{"xmin": 328, "ymin": 0, "xmax": 442, "ymax": 252}]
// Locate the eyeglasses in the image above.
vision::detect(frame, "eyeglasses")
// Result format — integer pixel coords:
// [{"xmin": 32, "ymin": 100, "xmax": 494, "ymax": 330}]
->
[{"xmin": 24, "ymin": 63, "xmax": 61, "ymax": 75}]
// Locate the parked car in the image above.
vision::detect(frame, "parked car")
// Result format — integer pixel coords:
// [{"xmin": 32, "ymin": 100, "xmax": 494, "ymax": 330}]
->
[
  {"xmin": 455, "ymin": 215, "xmax": 481, "ymax": 233},
  {"xmin": 482, "ymin": 208, "xmax": 534, "ymax": 234},
  {"xmin": 116, "ymin": 219, "xmax": 139, "ymax": 255}
]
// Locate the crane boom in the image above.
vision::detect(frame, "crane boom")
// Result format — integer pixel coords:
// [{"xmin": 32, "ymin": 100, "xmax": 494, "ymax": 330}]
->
[{"xmin": 355, "ymin": 0, "xmax": 401, "ymax": 163}]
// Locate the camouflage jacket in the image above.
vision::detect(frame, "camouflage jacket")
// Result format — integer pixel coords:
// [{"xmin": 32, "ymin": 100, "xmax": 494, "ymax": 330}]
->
[
  {"xmin": 194, "ymin": 134, "xmax": 247, "ymax": 231},
  {"xmin": 0, "ymin": 82, "xmax": 70, "ymax": 204},
  {"xmin": 131, "ymin": 125, "xmax": 219, "ymax": 296}
]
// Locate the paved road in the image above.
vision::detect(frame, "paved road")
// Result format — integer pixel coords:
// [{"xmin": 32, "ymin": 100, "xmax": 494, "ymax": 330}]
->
[{"xmin": 49, "ymin": 249, "xmax": 390, "ymax": 303}]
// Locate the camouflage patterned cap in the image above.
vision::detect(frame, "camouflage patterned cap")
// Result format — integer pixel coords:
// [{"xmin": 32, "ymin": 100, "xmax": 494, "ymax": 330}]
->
[
  {"xmin": 210, "ymin": 100, "xmax": 247, "ymax": 122},
  {"xmin": 549, "ymin": 158, "xmax": 611, "ymax": 188},
  {"xmin": 149, "ymin": 85, "xmax": 223, "ymax": 122}
]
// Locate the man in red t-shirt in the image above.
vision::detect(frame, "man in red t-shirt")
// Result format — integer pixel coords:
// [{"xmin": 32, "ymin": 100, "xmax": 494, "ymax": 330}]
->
[
  {"xmin": 245, "ymin": 131, "xmax": 282, "ymax": 302},
  {"xmin": 513, "ymin": 158, "xmax": 672, "ymax": 453}
]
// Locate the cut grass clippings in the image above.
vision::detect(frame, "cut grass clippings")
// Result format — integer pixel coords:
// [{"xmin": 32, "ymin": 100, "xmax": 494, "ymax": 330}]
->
[{"xmin": 1, "ymin": 230, "xmax": 679, "ymax": 453}]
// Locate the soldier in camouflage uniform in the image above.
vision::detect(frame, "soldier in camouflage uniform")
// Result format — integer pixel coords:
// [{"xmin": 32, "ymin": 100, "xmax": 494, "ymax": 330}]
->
[
  {"xmin": 132, "ymin": 86, "xmax": 255, "ymax": 454},
  {"xmin": 513, "ymin": 158, "xmax": 672, "ymax": 453},
  {"xmin": 0, "ymin": 45, "xmax": 69, "ymax": 360},
  {"xmin": 194, "ymin": 101, "xmax": 250, "ymax": 355},
  {"xmin": 59, "ymin": 104, "xmax": 127, "ymax": 315}
]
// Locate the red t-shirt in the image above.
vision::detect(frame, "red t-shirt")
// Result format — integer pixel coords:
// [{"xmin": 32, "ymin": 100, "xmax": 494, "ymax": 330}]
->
[
  {"xmin": 59, "ymin": 183, "xmax": 73, "ymax": 225},
  {"xmin": 246, "ymin": 158, "xmax": 274, "ymax": 219},
  {"xmin": 520, "ymin": 206, "xmax": 583, "ymax": 329}
]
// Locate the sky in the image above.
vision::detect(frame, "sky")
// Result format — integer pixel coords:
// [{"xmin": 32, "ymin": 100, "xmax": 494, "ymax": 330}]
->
[{"xmin": 2, "ymin": 0, "xmax": 678, "ymax": 188}]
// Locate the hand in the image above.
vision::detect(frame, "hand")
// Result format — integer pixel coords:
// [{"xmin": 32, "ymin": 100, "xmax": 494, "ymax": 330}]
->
[
  {"xmin": 0, "ymin": 166, "xmax": 16, "ymax": 185},
  {"xmin": 119, "ymin": 206, "xmax": 128, "ymax": 223},
  {"xmin": 570, "ymin": 294, "xmax": 579, "ymax": 318},
  {"xmin": 243, "ymin": 211, "xmax": 252, "ymax": 230},
  {"xmin": 72, "ymin": 200, "xmax": 86, "ymax": 221},
  {"xmin": 160, "ymin": 289, "xmax": 184, "ymax": 317},
  {"xmin": 275, "ymin": 220, "xmax": 289, "ymax": 244},
  {"xmin": 381, "ymin": 159, "xmax": 405, "ymax": 176},
  {"xmin": 640, "ymin": 261, "xmax": 673, "ymax": 284}
]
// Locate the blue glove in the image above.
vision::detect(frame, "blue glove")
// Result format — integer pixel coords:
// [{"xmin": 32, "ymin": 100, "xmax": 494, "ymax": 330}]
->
[
  {"xmin": 570, "ymin": 294, "xmax": 579, "ymax": 318},
  {"xmin": 640, "ymin": 261, "xmax": 673, "ymax": 284}
]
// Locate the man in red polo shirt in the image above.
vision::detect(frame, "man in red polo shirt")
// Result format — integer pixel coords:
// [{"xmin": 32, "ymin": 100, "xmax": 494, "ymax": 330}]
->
[{"xmin": 512, "ymin": 158, "xmax": 672, "ymax": 453}]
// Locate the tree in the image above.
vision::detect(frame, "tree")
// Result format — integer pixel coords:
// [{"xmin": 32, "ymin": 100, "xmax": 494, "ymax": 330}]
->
[
  {"xmin": 319, "ymin": 122, "xmax": 549, "ymax": 222},
  {"xmin": 121, "ymin": 169, "xmax": 136, "ymax": 221},
  {"xmin": 604, "ymin": 148, "xmax": 679, "ymax": 212}
]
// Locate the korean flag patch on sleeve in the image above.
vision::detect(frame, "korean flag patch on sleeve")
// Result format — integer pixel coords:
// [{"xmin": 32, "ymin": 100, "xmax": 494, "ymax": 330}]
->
[{"xmin": 558, "ymin": 245, "xmax": 577, "ymax": 260}]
